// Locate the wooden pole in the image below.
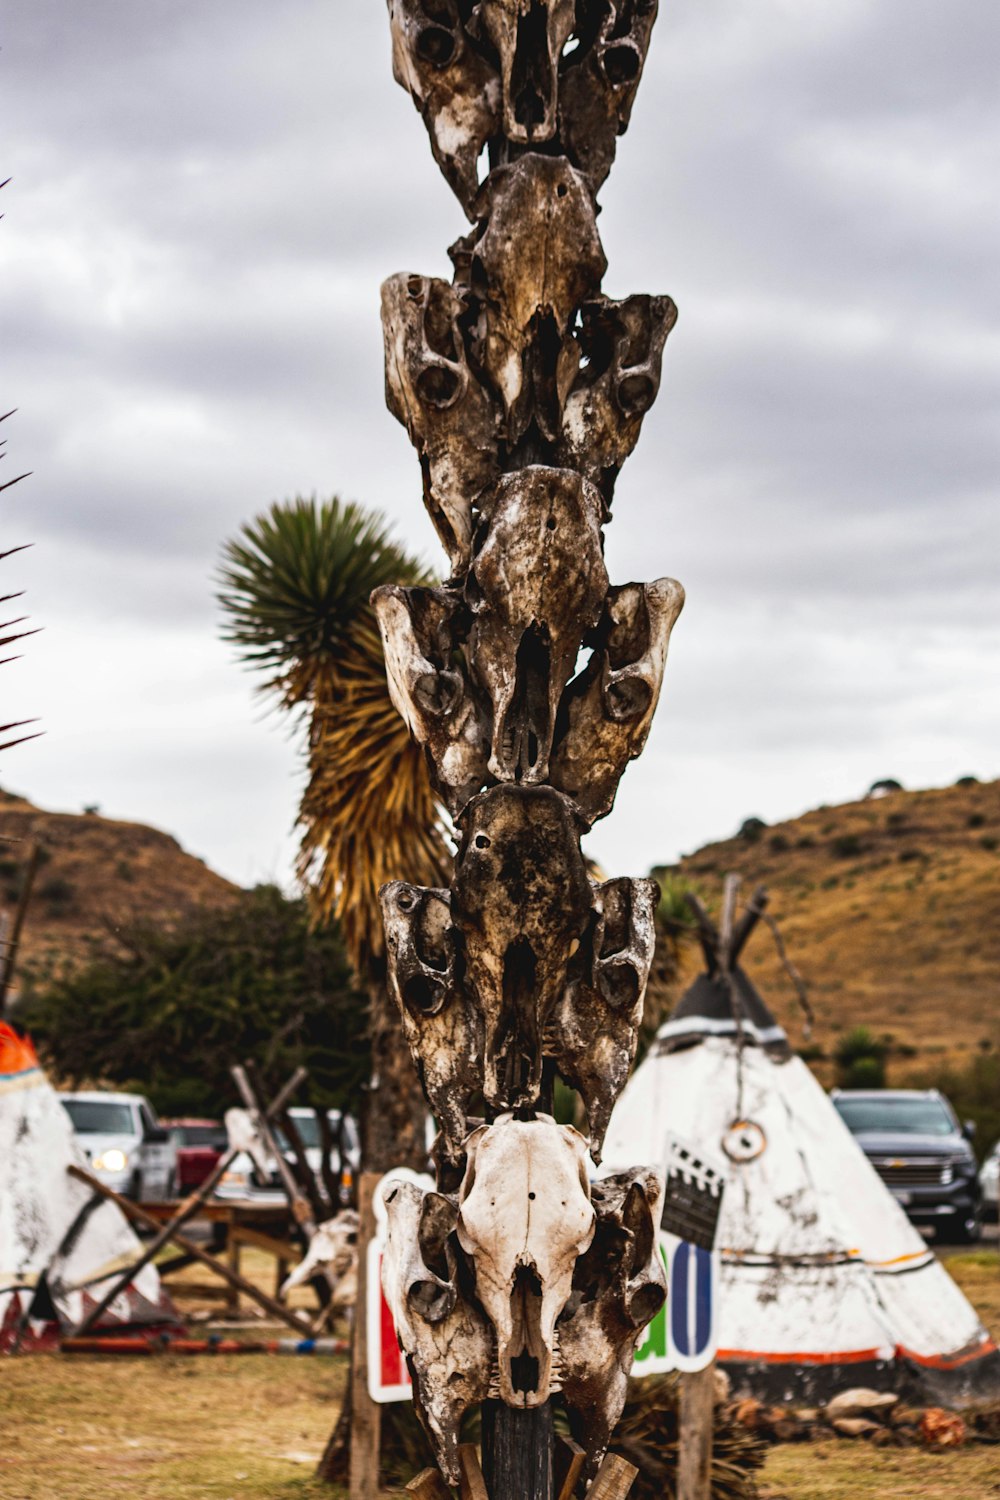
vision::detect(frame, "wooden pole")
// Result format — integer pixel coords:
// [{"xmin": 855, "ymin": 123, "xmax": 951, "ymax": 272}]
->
[
  {"xmin": 70, "ymin": 1064, "xmax": 307, "ymax": 1335},
  {"xmin": 481, "ymin": 1403, "xmax": 553, "ymax": 1500},
  {"xmin": 66, "ymin": 1164, "xmax": 313, "ymax": 1335},
  {"xmin": 348, "ymin": 1171, "xmax": 381, "ymax": 1500},
  {"xmin": 0, "ymin": 840, "xmax": 41, "ymax": 1017},
  {"xmin": 677, "ymin": 1363, "xmax": 715, "ymax": 1500}
]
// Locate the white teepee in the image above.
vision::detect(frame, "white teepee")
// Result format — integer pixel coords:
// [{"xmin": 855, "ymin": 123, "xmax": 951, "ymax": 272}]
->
[
  {"xmin": 603, "ymin": 881, "xmax": 999, "ymax": 1404},
  {"xmin": 1, "ymin": 1021, "xmax": 177, "ymax": 1351}
]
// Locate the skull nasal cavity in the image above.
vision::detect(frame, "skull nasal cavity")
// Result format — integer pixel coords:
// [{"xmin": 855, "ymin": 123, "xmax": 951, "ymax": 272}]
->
[{"xmin": 512, "ymin": 3, "xmax": 555, "ymax": 134}]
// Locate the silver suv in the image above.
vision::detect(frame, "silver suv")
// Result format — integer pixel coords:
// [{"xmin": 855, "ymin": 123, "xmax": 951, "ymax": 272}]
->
[{"xmin": 59, "ymin": 1090, "xmax": 178, "ymax": 1202}]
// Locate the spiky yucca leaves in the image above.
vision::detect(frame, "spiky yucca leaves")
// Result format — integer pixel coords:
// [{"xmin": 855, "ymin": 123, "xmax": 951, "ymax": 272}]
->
[
  {"xmin": 218, "ymin": 496, "xmax": 449, "ymax": 971},
  {"xmin": 1, "ymin": 406, "xmax": 38, "ymax": 753}
]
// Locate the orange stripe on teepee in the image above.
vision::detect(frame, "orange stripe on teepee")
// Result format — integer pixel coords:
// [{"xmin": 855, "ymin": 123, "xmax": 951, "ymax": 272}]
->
[{"xmin": 0, "ymin": 1020, "xmax": 39, "ymax": 1076}]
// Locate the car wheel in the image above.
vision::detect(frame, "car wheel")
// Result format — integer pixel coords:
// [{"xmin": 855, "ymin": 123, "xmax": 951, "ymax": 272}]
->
[{"xmin": 947, "ymin": 1207, "xmax": 982, "ymax": 1244}]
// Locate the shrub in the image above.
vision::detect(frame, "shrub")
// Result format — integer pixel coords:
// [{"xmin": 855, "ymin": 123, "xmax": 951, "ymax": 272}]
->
[
  {"xmin": 768, "ymin": 833, "xmax": 789, "ymax": 852},
  {"xmin": 968, "ymin": 812, "xmax": 986, "ymax": 829},
  {"xmin": 886, "ymin": 810, "xmax": 908, "ymax": 831},
  {"xmin": 796, "ymin": 834, "xmax": 815, "ymax": 849},
  {"xmin": 955, "ymin": 774, "xmax": 980, "ymax": 787},
  {"xmin": 834, "ymin": 1026, "xmax": 888, "ymax": 1088},
  {"xmin": 867, "ymin": 777, "xmax": 903, "ymax": 797},
  {"xmin": 82, "ymin": 803, "xmax": 100, "ymax": 815},
  {"xmin": 981, "ymin": 835, "xmax": 999, "ymax": 852},
  {"xmin": 38, "ymin": 876, "xmax": 75, "ymax": 911},
  {"xmin": 831, "ymin": 833, "xmax": 863, "ymax": 858},
  {"xmin": 738, "ymin": 816, "xmax": 767, "ymax": 843}
]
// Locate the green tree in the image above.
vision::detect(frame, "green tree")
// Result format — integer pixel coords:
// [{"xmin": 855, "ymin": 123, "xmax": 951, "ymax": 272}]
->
[
  {"xmin": 217, "ymin": 497, "xmax": 450, "ymax": 1170},
  {"xmin": 21, "ymin": 884, "xmax": 368, "ymax": 1117},
  {"xmin": 834, "ymin": 1025, "xmax": 888, "ymax": 1089}
]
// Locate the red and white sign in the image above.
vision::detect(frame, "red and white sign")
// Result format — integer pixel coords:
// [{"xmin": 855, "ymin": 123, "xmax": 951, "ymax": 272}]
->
[{"xmin": 365, "ymin": 1169, "xmax": 430, "ymax": 1404}]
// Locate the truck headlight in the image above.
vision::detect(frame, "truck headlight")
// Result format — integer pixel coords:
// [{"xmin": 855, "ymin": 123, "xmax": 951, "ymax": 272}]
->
[
  {"xmin": 219, "ymin": 1169, "xmax": 249, "ymax": 1188},
  {"xmin": 93, "ymin": 1149, "xmax": 128, "ymax": 1173}
]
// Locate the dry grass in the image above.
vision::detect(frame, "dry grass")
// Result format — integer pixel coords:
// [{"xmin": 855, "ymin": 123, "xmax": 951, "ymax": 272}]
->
[
  {"xmin": 2, "ymin": 1248, "xmax": 996, "ymax": 1499},
  {"xmin": 677, "ymin": 778, "xmax": 1000, "ymax": 1080}
]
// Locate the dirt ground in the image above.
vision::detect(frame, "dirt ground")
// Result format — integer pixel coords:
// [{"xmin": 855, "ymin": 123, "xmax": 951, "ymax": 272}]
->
[{"xmin": 1, "ymin": 1248, "xmax": 998, "ymax": 1500}]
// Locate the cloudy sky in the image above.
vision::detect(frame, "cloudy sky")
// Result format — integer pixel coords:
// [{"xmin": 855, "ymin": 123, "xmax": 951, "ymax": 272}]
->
[{"xmin": 2, "ymin": 0, "xmax": 997, "ymax": 891}]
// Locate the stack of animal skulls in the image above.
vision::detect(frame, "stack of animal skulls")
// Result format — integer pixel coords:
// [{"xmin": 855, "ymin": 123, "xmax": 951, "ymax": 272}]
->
[{"xmin": 375, "ymin": 1, "xmax": 678, "ymax": 1488}]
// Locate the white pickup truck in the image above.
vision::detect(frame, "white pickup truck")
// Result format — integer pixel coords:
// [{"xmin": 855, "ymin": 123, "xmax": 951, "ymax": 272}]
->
[{"xmin": 59, "ymin": 1090, "xmax": 178, "ymax": 1202}]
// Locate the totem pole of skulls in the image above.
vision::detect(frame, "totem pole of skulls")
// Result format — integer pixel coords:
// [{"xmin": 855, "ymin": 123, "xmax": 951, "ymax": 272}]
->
[{"xmin": 374, "ymin": 4, "xmax": 680, "ymax": 1496}]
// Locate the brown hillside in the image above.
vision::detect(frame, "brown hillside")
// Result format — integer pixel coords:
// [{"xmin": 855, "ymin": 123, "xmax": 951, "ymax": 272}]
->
[
  {"xmin": 0, "ymin": 788, "xmax": 240, "ymax": 988},
  {"xmin": 668, "ymin": 779, "xmax": 1000, "ymax": 1084}
]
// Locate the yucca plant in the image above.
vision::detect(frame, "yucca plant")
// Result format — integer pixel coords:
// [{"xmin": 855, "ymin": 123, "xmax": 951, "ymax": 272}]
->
[
  {"xmin": 218, "ymin": 495, "xmax": 450, "ymax": 1171},
  {"xmin": 1, "ymin": 406, "xmax": 37, "ymax": 754}
]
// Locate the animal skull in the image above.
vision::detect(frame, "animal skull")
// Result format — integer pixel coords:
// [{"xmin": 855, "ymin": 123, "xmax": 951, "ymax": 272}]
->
[
  {"xmin": 470, "ymin": 155, "xmax": 605, "ymax": 437},
  {"xmin": 224, "ymin": 1107, "xmax": 271, "ymax": 1186},
  {"xmin": 559, "ymin": 295, "xmax": 678, "ymax": 514},
  {"xmin": 380, "ymin": 879, "xmax": 484, "ymax": 1160},
  {"xmin": 387, "ymin": 0, "xmax": 501, "ymax": 217},
  {"xmin": 381, "ymin": 1177, "xmax": 492, "ymax": 1482},
  {"xmin": 547, "ymin": 876, "xmax": 659, "ymax": 1160},
  {"xmin": 452, "ymin": 784, "xmax": 592, "ymax": 1109},
  {"xmin": 551, "ymin": 578, "xmax": 684, "ymax": 823},
  {"xmin": 469, "ymin": 467, "xmax": 608, "ymax": 785},
  {"xmin": 478, "ymin": 0, "xmax": 576, "ymax": 145},
  {"xmin": 457, "ymin": 1114, "xmax": 595, "ymax": 1406},
  {"xmin": 381, "ymin": 273, "xmax": 500, "ymax": 574},
  {"xmin": 558, "ymin": 0, "xmax": 660, "ymax": 192},
  {"xmin": 281, "ymin": 1210, "xmax": 359, "ymax": 1308},
  {"xmin": 558, "ymin": 1168, "xmax": 667, "ymax": 1475},
  {"xmin": 372, "ymin": 583, "xmax": 490, "ymax": 815}
]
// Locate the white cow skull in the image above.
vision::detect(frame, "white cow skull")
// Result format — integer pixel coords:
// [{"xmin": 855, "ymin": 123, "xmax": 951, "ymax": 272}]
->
[
  {"xmin": 381, "ymin": 1177, "xmax": 492, "ymax": 1482},
  {"xmin": 224, "ymin": 1107, "xmax": 270, "ymax": 1185},
  {"xmin": 551, "ymin": 577, "xmax": 684, "ymax": 823},
  {"xmin": 381, "ymin": 273, "xmax": 499, "ymax": 574},
  {"xmin": 281, "ymin": 1210, "xmax": 359, "ymax": 1306},
  {"xmin": 457, "ymin": 1113, "xmax": 595, "ymax": 1406}
]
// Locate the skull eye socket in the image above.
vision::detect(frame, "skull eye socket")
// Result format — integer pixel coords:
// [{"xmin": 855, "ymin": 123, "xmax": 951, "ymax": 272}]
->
[
  {"xmin": 603, "ymin": 44, "xmax": 640, "ymax": 85},
  {"xmin": 605, "ymin": 676, "xmax": 652, "ymax": 722},
  {"xmin": 617, "ymin": 371, "xmax": 656, "ymax": 414},
  {"xmin": 416, "ymin": 364, "xmax": 463, "ymax": 408},
  {"xmin": 415, "ymin": 25, "xmax": 457, "ymax": 66},
  {"xmin": 474, "ymin": 833, "xmax": 491, "ymax": 849}
]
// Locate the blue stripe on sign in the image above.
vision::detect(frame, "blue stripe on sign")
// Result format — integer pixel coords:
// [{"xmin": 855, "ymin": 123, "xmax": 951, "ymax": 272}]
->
[
  {"xmin": 694, "ymin": 1245, "xmax": 711, "ymax": 1352},
  {"xmin": 671, "ymin": 1241, "xmax": 691, "ymax": 1356}
]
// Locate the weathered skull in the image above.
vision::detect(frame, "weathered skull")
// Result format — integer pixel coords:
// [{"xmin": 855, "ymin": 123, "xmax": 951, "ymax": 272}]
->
[
  {"xmin": 388, "ymin": 0, "xmax": 501, "ymax": 217},
  {"xmin": 551, "ymin": 578, "xmax": 684, "ymax": 823},
  {"xmin": 469, "ymin": 467, "xmax": 608, "ymax": 785},
  {"xmin": 478, "ymin": 0, "xmax": 576, "ymax": 145},
  {"xmin": 281, "ymin": 1210, "xmax": 359, "ymax": 1305},
  {"xmin": 452, "ymin": 784, "xmax": 591, "ymax": 1109},
  {"xmin": 559, "ymin": 295, "xmax": 677, "ymax": 513},
  {"xmin": 457, "ymin": 1114, "xmax": 595, "ymax": 1406},
  {"xmin": 558, "ymin": 0, "xmax": 660, "ymax": 191},
  {"xmin": 380, "ymin": 879, "xmax": 484, "ymax": 1160},
  {"xmin": 547, "ymin": 876, "xmax": 659, "ymax": 1160},
  {"xmin": 558, "ymin": 1169, "xmax": 667, "ymax": 1475},
  {"xmin": 372, "ymin": 583, "xmax": 490, "ymax": 814},
  {"xmin": 224, "ymin": 1107, "xmax": 270, "ymax": 1185},
  {"xmin": 381, "ymin": 1177, "xmax": 492, "ymax": 1482},
  {"xmin": 381, "ymin": 274, "xmax": 500, "ymax": 573},
  {"xmin": 470, "ymin": 155, "xmax": 605, "ymax": 437}
]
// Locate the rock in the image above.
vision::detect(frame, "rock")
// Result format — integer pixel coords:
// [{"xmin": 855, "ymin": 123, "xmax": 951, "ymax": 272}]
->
[
  {"xmin": 793, "ymin": 1407, "xmax": 821, "ymax": 1423},
  {"xmin": 920, "ymin": 1409, "xmax": 966, "ymax": 1448},
  {"xmin": 832, "ymin": 1417, "xmax": 881, "ymax": 1438},
  {"xmin": 825, "ymin": 1388, "xmax": 900, "ymax": 1421},
  {"xmin": 890, "ymin": 1404, "xmax": 923, "ymax": 1428}
]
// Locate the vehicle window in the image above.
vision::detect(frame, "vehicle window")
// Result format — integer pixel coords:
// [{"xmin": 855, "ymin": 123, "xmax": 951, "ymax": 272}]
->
[
  {"xmin": 286, "ymin": 1114, "xmax": 321, "ymax": 1149},
  {"xmin": 172, "ymin": 1126, "xmax": 224, "ymax": 1147},
  {"xmin": 139, "ymin": 1103, "xmax": 158, "ymax": 1135},
  {"xmin": 340, "ymin": 1116, "xmax": 360, "ymax": 1153},
  {"xmin": 834, "ymin": 1097, "xmax": 955, "ymax": 1136},
  {"xmin": 61, "ymin": 1099, "xmax": 135, "ymax": 1135}
]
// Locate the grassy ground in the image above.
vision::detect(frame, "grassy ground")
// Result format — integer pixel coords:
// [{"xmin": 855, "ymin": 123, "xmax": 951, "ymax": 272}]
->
[{"xmin": 1, "ymin": 1248, "xmax": 997, "ymax": 1499}]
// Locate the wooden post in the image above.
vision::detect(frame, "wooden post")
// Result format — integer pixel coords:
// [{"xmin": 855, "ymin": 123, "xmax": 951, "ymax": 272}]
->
[
  {"xmin": 227, "ymin": 1223, "xmax": 241, "ymax": 1315},
  {"xmin": 481, "ymin": 1402, "xmax": 552, "ymax": 1500},
  {"xmin": 348, "ymin": 1171, "xmax": 381, "ymax": 1500},
  {"xmin": 584, "ymin": 1454, "xmax": 638, "ymax": 1500},
  {"xmin": 66, "ymin": 1164, "xmax": 313, "ymax": 1335},
  {"xmin": 677, "ymin": 1364, "xmax": 715, "ymax": 1500}
]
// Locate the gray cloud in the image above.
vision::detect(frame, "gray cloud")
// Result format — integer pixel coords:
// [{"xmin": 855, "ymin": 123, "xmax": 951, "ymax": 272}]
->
[{"xmin": 1, "ymin": 0, "xmax": 997, "ymax": 888}]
